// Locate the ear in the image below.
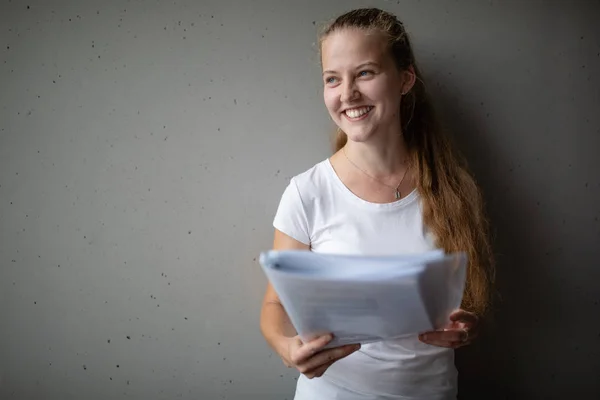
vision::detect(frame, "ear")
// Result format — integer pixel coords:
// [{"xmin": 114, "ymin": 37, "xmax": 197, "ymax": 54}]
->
[{"xmin": 400, "ymin": 65, "xmax": 417, "ymax": 95}]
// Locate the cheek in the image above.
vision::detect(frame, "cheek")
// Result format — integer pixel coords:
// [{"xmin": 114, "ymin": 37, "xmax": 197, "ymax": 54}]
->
[
  {"xmin": 365, "ymin": 82, "xmax": 401, "ymax": 117},
  {"xmin": 364, "ymin": 80, "xmax": 393, "ymax": 102},
  {"xmin": 323, "ymin": 90, "xmax": 339, "ymax": 115}
]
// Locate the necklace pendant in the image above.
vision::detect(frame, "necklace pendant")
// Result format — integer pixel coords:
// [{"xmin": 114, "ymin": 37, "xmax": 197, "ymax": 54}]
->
[{"xmin": 395, "ymin": 189, "xmax": 401, "ymax": 200}]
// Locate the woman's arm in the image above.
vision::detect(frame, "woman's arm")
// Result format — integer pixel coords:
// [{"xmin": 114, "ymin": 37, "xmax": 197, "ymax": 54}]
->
[
  {"xmin": 259, "ymin": 229, "xmax": 360, "ymax": 378},
  {"xmin": 260, "ymin": 229, "xmax": 309, "ymax": 359}
]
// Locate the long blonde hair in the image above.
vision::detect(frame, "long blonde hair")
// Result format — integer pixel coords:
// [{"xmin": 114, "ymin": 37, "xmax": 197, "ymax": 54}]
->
[{"xmin": 320, "ymin": 8, "xmax": 495, "ymax": 316}]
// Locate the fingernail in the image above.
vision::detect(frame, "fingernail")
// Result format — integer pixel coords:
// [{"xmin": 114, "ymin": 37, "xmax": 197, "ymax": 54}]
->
[{"xmin": 420, "ymin": 334, "xmax": 427, "ymax": 341}]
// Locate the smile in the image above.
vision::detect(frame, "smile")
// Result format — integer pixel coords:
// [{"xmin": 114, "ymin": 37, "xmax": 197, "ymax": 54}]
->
[{"xmin": 343, "ymin": 106, "xmax": 373, "ymax": 121}]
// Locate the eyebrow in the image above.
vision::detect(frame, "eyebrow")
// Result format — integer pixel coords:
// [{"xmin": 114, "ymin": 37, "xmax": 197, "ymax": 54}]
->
[{"xmin": 322, "ymin": 61, "xmax": 381, "ymax": 76}]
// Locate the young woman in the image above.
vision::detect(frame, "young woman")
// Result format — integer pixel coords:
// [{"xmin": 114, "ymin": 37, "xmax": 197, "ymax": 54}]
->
[{"xmin": 260, "ymin": 8, "xmax": 494, "ymax": 400}]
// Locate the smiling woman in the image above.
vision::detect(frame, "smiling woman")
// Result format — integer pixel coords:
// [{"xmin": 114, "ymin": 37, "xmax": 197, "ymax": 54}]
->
[
  {"xmin": 321, "ymin": 30, "xmax": 411, "ymax": 145},
  {"xmin": 259, "ymin": 7, "xmax": 495, "ymax": 400}
]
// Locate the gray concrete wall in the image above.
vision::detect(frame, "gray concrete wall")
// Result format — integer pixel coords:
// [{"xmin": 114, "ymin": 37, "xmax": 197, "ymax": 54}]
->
[{"xmin": 1, "ymin": 0, "xmax": 598, "ymax": 399}]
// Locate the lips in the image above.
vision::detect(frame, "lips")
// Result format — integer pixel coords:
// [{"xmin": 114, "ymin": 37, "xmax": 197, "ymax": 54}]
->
[{"xmin": 343, "ymin": 106, "xmax": 373, "ymax": 120}]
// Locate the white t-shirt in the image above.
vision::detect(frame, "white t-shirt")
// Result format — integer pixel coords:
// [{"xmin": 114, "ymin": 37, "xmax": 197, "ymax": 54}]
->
[{"xmin": 273, "ymin": 159, "xmax": 457, "ymax": 400}]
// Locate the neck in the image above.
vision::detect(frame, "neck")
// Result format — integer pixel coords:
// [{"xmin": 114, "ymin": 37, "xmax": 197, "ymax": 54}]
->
[{"xmin": 343, "ymin": 131, "xmax": 409, "ymax": 178}]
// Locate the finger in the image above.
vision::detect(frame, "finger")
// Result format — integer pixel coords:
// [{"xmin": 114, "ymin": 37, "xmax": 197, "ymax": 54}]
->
[
  {"xmin": 449, "ymin": 309, "xmax": 479, "ymax": 324},
  {"xmin": 419, "ymin": 337, "xmax": 456, "ymax": 348},
  {"xmin": 304, "ymin": 343, "xmax": 360, "ymax": 371},
  {"xmin": 291, "ymin": 334, "xmax": 333, "ymax": 364},
  {"xmin": 298, "ymin": 343, "xmax": 360, "ymax": 374},
  {"xmin": 420, "ymin": 330, "xmax": 467, "ymax": 344},
  {"xmin": 304, "ymin": 359, "xmax": 336, "ymax": 379},
  {"xmin": 419, "ymin": 337, "xmax": 471, "ymax": 349}
]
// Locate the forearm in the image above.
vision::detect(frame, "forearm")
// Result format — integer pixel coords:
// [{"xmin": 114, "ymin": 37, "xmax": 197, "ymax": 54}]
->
[
  {"xmin": 261, "ymin": 229, "xmax": 309, "ymax": 357},
  {"xmin": 260, "ymin": 300, "xmax": 297, "ymax": 357}
]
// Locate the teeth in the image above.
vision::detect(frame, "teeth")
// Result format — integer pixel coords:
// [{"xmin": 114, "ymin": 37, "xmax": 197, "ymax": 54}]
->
[{"xmin": 345, "ymin": 107, "xmax": 372, "ymax": 119}]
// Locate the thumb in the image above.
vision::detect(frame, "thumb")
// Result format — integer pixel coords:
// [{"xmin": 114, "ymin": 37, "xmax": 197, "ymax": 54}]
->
[{"xmin": 450, "ymin": 309, "xmax": 478, "ymax": 323}]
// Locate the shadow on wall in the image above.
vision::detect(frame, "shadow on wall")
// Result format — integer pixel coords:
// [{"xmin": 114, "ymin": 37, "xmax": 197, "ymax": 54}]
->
[{"xmin": 429, "ymin": 79, "xmax": 560, "ymax": 399}]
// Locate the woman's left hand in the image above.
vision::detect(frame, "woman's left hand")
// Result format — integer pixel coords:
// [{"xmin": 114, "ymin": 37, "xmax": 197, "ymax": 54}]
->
[{"xmin": 418, "ymin": 309, "xmax": 479, "ymax": 349}]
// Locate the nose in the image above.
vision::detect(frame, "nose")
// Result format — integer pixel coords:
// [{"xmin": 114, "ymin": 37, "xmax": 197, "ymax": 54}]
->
[{"xmin": 340, "ymin": 78, "xmax": 359, "ymax": 103}]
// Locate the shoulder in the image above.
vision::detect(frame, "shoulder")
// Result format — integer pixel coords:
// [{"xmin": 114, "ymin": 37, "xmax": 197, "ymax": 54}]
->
[
  {"xmin": 272, "ymin": 159, "xmax": 331, "ymax": 245},
  {"xmin": 287, "ymin": 159, "xmax": 332, "ymax": 200}
]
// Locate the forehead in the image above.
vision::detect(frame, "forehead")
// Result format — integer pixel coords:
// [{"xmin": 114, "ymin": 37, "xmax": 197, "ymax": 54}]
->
[{"xmin": 321, "ymin": 28, "xmax": 389, "ymax": 70}]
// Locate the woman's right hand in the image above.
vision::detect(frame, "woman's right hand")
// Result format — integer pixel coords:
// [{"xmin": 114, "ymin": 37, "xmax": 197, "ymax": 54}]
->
[{"xmin": 279, "ymin": 334, "xmax": 361, "ymax": 379}]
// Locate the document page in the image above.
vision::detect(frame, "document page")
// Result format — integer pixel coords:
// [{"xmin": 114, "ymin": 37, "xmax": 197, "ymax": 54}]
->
[{"xmin": 259, "ymin": 250, "xmax": 467, "ymax": 348}]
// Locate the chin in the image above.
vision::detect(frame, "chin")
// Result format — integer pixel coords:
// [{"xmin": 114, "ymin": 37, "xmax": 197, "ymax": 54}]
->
[{"xmin": 340, "ymin": 126, "xmax": 377, "ymax": 143}]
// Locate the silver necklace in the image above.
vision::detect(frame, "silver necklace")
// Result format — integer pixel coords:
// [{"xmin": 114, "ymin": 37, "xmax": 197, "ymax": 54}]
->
[{"xmin": 342, "ymin": 147, "xmax": 409, "ymax": 200}]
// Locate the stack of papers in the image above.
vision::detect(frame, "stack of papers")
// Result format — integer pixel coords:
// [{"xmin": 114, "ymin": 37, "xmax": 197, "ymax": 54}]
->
[{"xmin": 259, "ymin": 250, "xmax": 467, "ymax": 348}]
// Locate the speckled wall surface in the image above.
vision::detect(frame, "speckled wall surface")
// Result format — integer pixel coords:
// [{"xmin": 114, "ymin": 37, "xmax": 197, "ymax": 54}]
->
[{"xmin": 0, "ymin": 1, "xmax": 598, "ymax": 399}]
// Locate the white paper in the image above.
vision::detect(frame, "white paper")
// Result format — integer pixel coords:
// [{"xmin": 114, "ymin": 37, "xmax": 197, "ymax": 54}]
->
[{"xmin": 259, "ymin": 250, "xmax": 467, "ymax": 348}]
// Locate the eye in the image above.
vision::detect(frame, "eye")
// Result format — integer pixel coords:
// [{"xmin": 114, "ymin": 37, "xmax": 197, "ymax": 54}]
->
[
  {"xmin": 358, "ymin": 70, "xmax": 374, "ymax": 77},
  {"xmin": 325, "ymin": 76, "xmax": 338, "ymax": 85}
]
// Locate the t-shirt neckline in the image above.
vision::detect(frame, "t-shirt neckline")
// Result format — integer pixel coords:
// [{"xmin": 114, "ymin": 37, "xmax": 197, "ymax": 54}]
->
[{"xmin": 323, "ymin": 158, "xmax": 419, "ymax": 211}]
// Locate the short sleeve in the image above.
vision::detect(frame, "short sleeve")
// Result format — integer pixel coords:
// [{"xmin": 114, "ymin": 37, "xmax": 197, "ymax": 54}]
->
[{"xmin": 273, "ymin": 178, "xmax": 311, "ymax": 246}]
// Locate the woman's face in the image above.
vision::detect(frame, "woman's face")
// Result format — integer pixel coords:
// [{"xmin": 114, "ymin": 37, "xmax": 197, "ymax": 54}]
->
[{"xmin": 321, "ymin": 28, "xmax": 410, "ymax": 143}]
